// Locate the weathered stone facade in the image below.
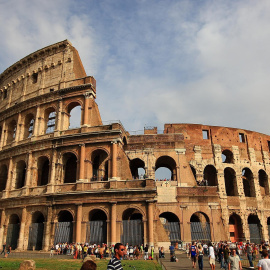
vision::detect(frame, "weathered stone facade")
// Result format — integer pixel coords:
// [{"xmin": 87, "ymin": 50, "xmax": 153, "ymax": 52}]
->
[{"xmin": 0, "ymin": 40, "xmax": 269, "ymax": 251}]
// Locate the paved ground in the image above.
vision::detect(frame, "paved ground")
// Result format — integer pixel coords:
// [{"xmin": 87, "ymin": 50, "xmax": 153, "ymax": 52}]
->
[
  {"xmin": 1, "ymin": 250, "xmax": 259, "ymax": 269},
  {"xmin": 160, "ymin": 252, "xmax": 258, "ymax": 270}
]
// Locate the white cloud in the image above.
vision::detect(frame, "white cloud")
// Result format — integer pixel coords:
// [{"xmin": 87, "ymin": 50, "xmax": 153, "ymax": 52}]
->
[{"xmin": 1, "ymin": 0, "xmax": 270, "ymax": 135}]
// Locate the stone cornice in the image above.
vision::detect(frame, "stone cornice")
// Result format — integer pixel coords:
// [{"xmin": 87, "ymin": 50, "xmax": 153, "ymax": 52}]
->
[{"xmin": 0, "ymin": 40, "xmax": 71, "ymax": 83}]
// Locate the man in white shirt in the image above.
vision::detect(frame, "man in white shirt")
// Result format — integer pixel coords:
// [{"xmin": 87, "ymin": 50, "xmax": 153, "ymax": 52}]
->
[
  {"xmin": 258, "ymin": 249, "xmax": 270, "ymax": 270},
  {"xmin": 208, "ymin": 242, "xmax": 215, "ymax": 270},
  {"xmin": 228, "ymin": 247, "xmax": 242, "ymax": 270}
]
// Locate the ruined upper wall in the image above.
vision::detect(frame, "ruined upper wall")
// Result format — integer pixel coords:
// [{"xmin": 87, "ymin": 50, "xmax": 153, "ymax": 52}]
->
[
  {"xmin": 164, "ymin": 123, "xmax": 270, "ymax": 162},
  {"xmin": 0, "ymin": 40, "xmax": 96, "ymax": 110}
]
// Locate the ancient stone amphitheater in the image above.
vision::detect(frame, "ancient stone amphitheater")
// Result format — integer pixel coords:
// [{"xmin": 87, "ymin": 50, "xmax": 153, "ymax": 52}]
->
[{"xmin": 0, "ymin": 40, "xmax": 269, "ymax": 251}]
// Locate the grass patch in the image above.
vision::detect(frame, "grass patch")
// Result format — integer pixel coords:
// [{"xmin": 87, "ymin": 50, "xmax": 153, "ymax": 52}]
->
[{"xmin": 0, "ymin": 258, "xmax": 162, "ymax": 270}]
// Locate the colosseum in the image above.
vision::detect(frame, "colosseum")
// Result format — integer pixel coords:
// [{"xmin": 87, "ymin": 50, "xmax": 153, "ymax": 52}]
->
[{"xmin": 0, "ymin": 39, "xmax": 269, "ymax": 251}]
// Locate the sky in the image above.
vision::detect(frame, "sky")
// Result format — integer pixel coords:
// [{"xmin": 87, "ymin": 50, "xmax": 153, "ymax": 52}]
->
[{"xmin": 1, "ymin": 0, "xmax": 270, "ymax": 136}]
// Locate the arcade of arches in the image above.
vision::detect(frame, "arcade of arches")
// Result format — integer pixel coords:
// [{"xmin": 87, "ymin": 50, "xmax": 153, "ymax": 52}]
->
[
  {"xmin": 3, "ymin": 40, "xmax": 270, "ymax": 252},
  {"xmin": 2, "ymin": 205, "xmax": 269, "ymax": 250}
]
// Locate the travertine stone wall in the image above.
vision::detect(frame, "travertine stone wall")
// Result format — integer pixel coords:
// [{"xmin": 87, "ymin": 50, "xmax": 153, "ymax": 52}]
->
[{"xmin": 0, "ymin": 41, "xmax": 270, "ymax": 251}]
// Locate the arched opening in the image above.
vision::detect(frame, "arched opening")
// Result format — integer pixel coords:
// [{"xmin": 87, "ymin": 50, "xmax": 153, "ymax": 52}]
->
[
  {"xmin": 159, "ymin": 212, "xmax": 181, "ymax": 244},
  {"xmin": 45, "ymin": 109, "xmax": 56, "ymax": 134},
  {"xmin": 242, "ymin": 168, "xmax": 255, "ymax": 197},
  {"xmin": 129, "ymin": 158, "xmax": 145, "ymax": 179},
  {"xmin": 203, "ymin": 165, "xmax": 218, "ymax": 186},
  {"xmin": 248, "ymin": 214, "xmax": 262, "ymax": 244},
  {"xmin": 190, "ymin": 212, "xmax": 211, "ymax": 242},
  {"xmin": 68, "ymin": 103, "xmax": 81, "ymax": 129},
  {"xmin": 190, "ymin": 165, "xmax": 197, "ymax": 181},
  {"xmin": 54, "ymin": 210, "xmax": 73, "ymax": 244},
  {"xmin": 267, "ymin": 217, "xmax": 270, "ymax": 239},
  {"xmin": 24, "ymin": 114, "xmax": 35, "ymax": 139},
  {"xmin": 123, "ymin": 137, "xmax": 127, "ymax": 146},
  {"xmin": 229, "ymin": 214, "xmax": 243, "ymax": 242},
  {"xmin": 222, "ymin": 150, "xmax": 234, "ymax": 163},
  {"xmin": 6, "ymin": 214, "xmax": 20, "ymax": 250},
  {"xmin": 37, "ymin": 157, "xmax": 49, "ymax": 186},
  {"xmin": 0, "ymin": 164, "xmax": 8, "ymax": 191},
  {"xmin": 224, "ymin": 168, "xmax": 238, "ymax": 196},
  {"xmin": 28, "ymin": 211, "xmax": 45, "ymax": 250},
  {"xmin": 155, "ymin": 156, "xmax": 177, "ymax": 181},
  {"xmin": 7, "ymin": 120, "xmax": 17, "ymax": 143},
  {"xmin": 15, "ymin": 160, "xmax": 26, "ymax": 189},
  {"xmin": 91, "ymin": 150, "xmax": 109, "ymax": 181},
  {"xmin": 259, "ymin": 170, "xmax": 269, "ymax": 196},
  {"xmin": 86, "ymin": 210, "xmax": 107, "ymax": 245},
  {"xmin": 121, "ymin": 208, "xmax": 143, "ymax": 246},
  {"xmin": 63, "ymin": 153, "xmax": 77, "ymax": 183}
]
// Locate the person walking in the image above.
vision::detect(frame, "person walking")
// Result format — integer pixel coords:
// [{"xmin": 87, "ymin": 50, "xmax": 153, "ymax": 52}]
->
[
  {"xmin": 190, "ymin": 241, "xmax": 197, "ymax": 268},
  {"xmin": 107, "ymin": 242, "xmax": 125, "ymax": 270},
  {"xmin": 197, "ymin": 244, "xmax": 204, "ymax": 270},
  {"xmin": 208, "ymin": 242, "xmax": 216, "ymax": 270},
  {"xmin": 245, "ymin": 243, "xmax": 254, "ymax": 269},
  {"xmin": 144, "ymin": 244, "xmax": 149, "ymax": 260},
  {"xmin": 224, "ymin": 244, "xmax": 230, "ymax": 270},
  {"xmin": 0, "ymin": 243, "xmax": 6, "ymax": 256},
  {"xmin": 228, "ymin": 246, "xmax": 242, "ymax": 270},
  {"xmin": 258, "ymin": 249, "xmax": 270, "ymax": 270}
]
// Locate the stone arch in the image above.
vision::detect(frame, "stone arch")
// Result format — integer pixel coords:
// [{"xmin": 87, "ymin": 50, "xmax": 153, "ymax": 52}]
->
[
  {"xmin": 120, "ymin": 204, "xmax": 146, "ymax": 221},
  {"xmin": 54, "ymin": 209, "xmax": 75, "ymax": 222},
  {"xmin": 7, "ymin": 119, "xmax": 17, "ymax": 143},
  {"xmin": 224, "ymin": 167, "xmax": 238, "ymax": 196},
  {"xmin": 242, "ymin": 168, "xmax": 255, "ymax": 197},
  {"xmin": 44, "ymin": 107, "xmax": 57, "ymax": 134},
  {"xmin": 28, "ymin": 211, "xmax": 45, "ymax": 250},
  {"xmin": 248, "ymin": 214, "xmax": 262, "ymax": 244},
  {"xmin": 15, "ymin": 160, "xmax": 27, "ymax": 189},
  {"xmin": 155, "ymin": 156, "xmax": 177, "ymax": 181},
  {"xmin": 190, "ymin": 165, "xmax": 197, "ymax": 181},
  {"xmin": 259, "ymin": 169, "xmax": 269, "ymax": 196},
  {"xmin": 91, "ymin": 149, "xmax": 109, "ymax": 181},
  {"xmin": 0, "ymin": 164, "xmax": 8, "ymax": 191},
  {"xmin": 159, "ymin": 212, "xmax": 181, "ymax": 244},
  {"xmin": 122, "ymin": 136, "xmax": 127, "ymax": 146},
  {"xmin": 6, "ymin": 214, "xmax": 20, "ymax": 250},
  {"xmin": 203, "ymin": 165, "xmax": 218, "ymax": 186},
  {"xmin": 63, "ymin": 152, "xmax": 77, "ymax": 183},
  {"xmin": 190, "ymin": 212, "xmax": 211, "ymax": 241},
  {"xmin": 222, "ymin": 149, "xmax": 234, "ymax": 163},
  {"xmin": 83, "ymin": 206, "xmax": 109, "ymax": 222},
  {"xmin": 229, "ymin": 213, "xmax": 244, "ymax": 242},
  {"xmin": 130, "ymin": 158, "xmax": 145, "ymax": 179},
  {"xmin": 64, "ymin": 101, "xmax": 83, "ymax": 130},
  {"xmin": 24, "ymin": 113, "xmax": 35, "ymax": 139},
  {"xmin": 86, "ymin": 209, "xmax": 107, "ymax": 244},
  {"xmin": 267, "ymin": 217, "xmax": 270, "ymax": 240},
  {"xmin": 37, "ymin": 156, "xmax": 50, "ymax": 186},
  {"xmin": 121, "ymin": 208, "xmax": 144, "ymax": 246},
  {"xmin": 54, "ymin": 210, "xmax": 74, "ymax": 244}
]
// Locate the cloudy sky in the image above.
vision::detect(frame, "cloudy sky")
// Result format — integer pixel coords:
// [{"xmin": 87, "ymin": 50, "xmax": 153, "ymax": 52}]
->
[{"xmin": 1, "ymin": 0, "xmax": 270, "ymax": 135}]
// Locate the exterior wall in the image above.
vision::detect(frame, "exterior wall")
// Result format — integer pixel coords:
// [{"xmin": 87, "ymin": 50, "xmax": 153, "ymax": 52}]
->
[{"xmin": 0, "ymin": 41, "xmax": 269, "ymax": 251}]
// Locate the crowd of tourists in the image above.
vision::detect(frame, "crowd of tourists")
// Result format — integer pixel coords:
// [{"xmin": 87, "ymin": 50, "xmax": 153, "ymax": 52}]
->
[
  {"xmin": 50, "ymin": 242, "xmax": 154, "ymax": 261},
  {"xmin": 184, "ymin": 240, "xmax": 270, "ymax": 270}
]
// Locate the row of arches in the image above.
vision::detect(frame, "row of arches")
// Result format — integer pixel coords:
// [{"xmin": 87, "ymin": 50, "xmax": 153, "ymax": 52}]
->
[
  {"xmin": 191, "ymin": 165, "xmax": 269, "ymax": 197},
  {"xmin": 130, "ymin": 156, "xmax": 177, "ymax": 180},
  {"xmin": 6, "ymin": 209, "xmax": 268, "ymax": 250},
  {"xmin": 129, "ymin": 149, "xmax": 239, "ymax": 181},
  {"xmin": 0, "ymin": 149, "xmax": 110, "ymax": 191},
  {"xmin": 0, "ymin": 102, "xmax": 82, "ymax": 145}
]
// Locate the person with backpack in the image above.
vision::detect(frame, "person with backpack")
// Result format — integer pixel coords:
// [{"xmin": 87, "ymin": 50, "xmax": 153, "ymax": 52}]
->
[{"xmin": 190, "ymin": 241, "xmax": 197, "ymax": 268}]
